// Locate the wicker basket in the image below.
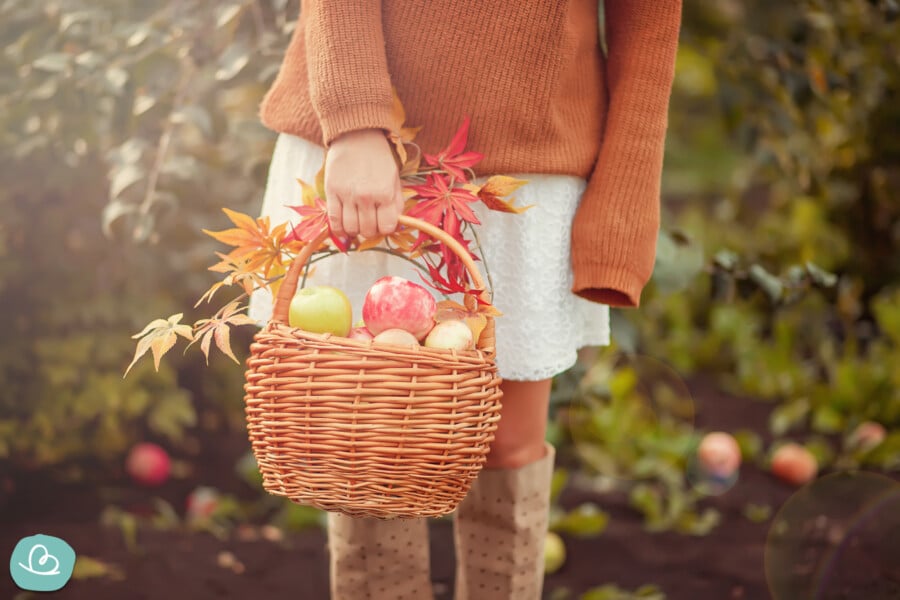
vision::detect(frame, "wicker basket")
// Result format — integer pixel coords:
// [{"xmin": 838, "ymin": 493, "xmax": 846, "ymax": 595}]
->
[{"xmin": 243, "ymin": 215, "xmax": 503, "ymax": 519}]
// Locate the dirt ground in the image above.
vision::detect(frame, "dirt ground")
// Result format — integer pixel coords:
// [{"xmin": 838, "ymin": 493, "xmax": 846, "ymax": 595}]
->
[{"xmin": 2, "ymin": 375, "xmax": 898, "ymax": 600}]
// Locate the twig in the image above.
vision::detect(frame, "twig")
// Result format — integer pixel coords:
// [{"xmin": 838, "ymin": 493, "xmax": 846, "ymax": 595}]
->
[{"xmin": 136, "ymin": 57, "xmax": 195, "ymax": 221}]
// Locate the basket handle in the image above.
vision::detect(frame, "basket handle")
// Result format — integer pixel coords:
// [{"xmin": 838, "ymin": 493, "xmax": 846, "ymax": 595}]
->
[{"xmin": 270, "ymin": 215, "xmax": 495, "ymax": 350}]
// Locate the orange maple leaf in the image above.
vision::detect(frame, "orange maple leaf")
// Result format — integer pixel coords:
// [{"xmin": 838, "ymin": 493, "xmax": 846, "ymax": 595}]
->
[
  {"xmin": 473, "ymin": 176, "xmax": 533, "ymax": 214},
  {"xmin": 202, "ymin": 208, "xmax": 288, "ymax": 278},
  {"xmin": 387, "ymin": 87, "xmax": 422, "ymax": 165}
]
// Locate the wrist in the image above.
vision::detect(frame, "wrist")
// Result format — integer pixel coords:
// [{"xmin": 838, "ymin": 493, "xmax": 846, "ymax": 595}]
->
[{"xmin": 331, "ymin": 128, "xmax": 389, "ymax": 146}]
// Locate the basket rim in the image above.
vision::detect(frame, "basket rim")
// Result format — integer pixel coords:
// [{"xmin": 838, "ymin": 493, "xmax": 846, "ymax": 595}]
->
[{"xmin": 256, "ymin": 320, "xmax": 497, "ymax": 363}]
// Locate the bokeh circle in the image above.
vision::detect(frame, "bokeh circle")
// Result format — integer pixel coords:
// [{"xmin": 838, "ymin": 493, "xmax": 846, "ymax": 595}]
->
[{"xmin": 765, "ymin": 471, "xmax": 900, "ymax": 600}]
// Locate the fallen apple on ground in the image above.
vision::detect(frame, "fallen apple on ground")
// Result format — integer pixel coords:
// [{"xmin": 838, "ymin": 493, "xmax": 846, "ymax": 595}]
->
[
  {"xmin": 697, "ymin": 431, "xmax": 742, "ymax": 478},
  {"xmin": 424, "ymin": 319, "xmax": 474, "ymax": 350},
  {"xmin": 544, "ymin": 531, "xmax": 566, "ymax": 574},
  {"xmin": 289, "ymin": 285, "xmax": 352, "ymax": 336},
  {"xmin": 771, "ymin": 442, "xmax": 818, "ymax": 486},
  {"xmin": 847, "ymin": 421, "xmax": 886, "ymax": 452},
  {"xmin": 362, "ymin": 276, "xmax": 436, "ymax": 339},
  {"xmin": 372, "ymin": 328, "xmax": 420, "ymax": 347},
  {"xmin": 126, "ymin": 442, "xmax": 171, "ymax": 487},
  {"xmin": 186, "ymin": 486, "xmax": 220, "ymax": 520}
]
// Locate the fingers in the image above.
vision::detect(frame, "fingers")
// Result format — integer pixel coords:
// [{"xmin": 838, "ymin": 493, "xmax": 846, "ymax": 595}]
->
[
  {"xmin": 326, "ymin": 193, "xmax": 344, "ymax": 237},
  {"xmin": 323, "ymin": 129, "xmax": 405, "ymax": 241},
  {"xmin": 358, "ymin": 197, "xmax": 379, "ymax": 239},
  {"xmin": 342, "ymin": 201, "xmax": 359, "ymax": 238},
  {"xmin": 375, "ymin": 180, "xmax": 403, "ymax": 235}
]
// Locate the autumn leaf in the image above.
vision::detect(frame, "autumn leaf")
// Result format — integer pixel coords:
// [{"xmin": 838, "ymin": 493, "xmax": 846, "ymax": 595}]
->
[
  {"xmin": 189, "ymin": 301, "xmax": 257, "ymax": 365},
  {"xmin": 313, "ymin": 165, "xmax": 326, "ymax": 202},
  {"xmin": 420, "ymin": 260, "xmax": 482, "ymax": 298},
  {"xmin": 399, "ymin": 145, "xmax": 422, "ymax": 178},
  {"xmin": 197, "ymin": 251, "xmax": 271, "ymax": 305},
  {"xmin": 284, "ymin": 174, "xmax": 353, "ymax": 252},
  {"xmin": 202, "ymin": 208, "xmax": 288, "ymax": 278},
  {"xmin": 387, "ymin": 87, "xmax": 422, "ymax": 164},
  {"xmin": 407, "ymin": 173, "xmax": 481, "ymax": 227},
  {"xmin": 422, "ymin": 116, "xmax": 484, "ymax": 182},
  {"xmin": 476, "ymin": 175, "xmax": 533, "ymax": 213},
  {"xmin": 125, "ymin": 313, "xmax": 193, "ymax": 376}
]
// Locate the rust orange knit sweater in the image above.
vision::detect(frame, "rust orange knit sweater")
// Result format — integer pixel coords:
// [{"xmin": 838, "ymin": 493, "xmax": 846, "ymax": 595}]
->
[{"xmin": 259, "ymin": 0, "xmax": 682, "ymax": 308}]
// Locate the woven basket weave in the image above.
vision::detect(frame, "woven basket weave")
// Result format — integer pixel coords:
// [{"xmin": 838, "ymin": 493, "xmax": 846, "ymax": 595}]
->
[{"xmin": 243, "ymin": 215, "xmax": 503, "ymax": 519}]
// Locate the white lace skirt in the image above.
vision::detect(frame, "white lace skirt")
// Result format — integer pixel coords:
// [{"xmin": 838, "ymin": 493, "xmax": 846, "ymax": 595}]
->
[{"xmin": 248, "ymin": 133, "xmax": 610, "ymax": 381}]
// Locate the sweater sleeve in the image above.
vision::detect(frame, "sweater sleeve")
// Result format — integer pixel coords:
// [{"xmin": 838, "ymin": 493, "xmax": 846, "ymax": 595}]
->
[
  {"xmin": 570, "ymin": 0, "xmax": 682, "ymax": 308},
  {"xmin": 302, "ymin": 0, "xmax": 396, "ymax": 146}
]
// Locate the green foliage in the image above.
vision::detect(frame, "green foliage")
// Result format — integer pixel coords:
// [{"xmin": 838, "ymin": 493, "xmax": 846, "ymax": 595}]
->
[
  {"xmin": 582, "ymin": 584, "xmax": 666, "ymax": 600},
  {"xmin": 620, "ymin": 0, "xmax": 900, "ymax": 470},
  {"xmin": 0, "ymin": 1, "xmax": 297, "ymax": 472},
  {"xmin": 562, "ymin": 353, "xmax": 722, "ymax": 536}
]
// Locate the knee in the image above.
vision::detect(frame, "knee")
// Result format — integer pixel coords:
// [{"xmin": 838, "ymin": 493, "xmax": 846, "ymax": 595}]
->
[{"xmin": 484, "ymin": 433, "xmax": 547, "ymax": 469}]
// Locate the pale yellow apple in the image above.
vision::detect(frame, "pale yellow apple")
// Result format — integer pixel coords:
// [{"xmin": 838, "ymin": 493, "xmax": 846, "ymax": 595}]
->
[{"xmin": 288, "ymin": 285, "xmax": 352, "ymax": 336}]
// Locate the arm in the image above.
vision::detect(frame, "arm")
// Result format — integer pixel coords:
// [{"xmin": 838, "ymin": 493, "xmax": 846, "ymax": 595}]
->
[
  {"xmin": 303, "ymin": 0, "xmax": 403, "ymax": 238},
  {"xmin": 303, "ymin": 0, "xmax": 396, "ymax": 146},
  {"xmin": 570, "ymin": 0, "xmax": 682, "ymax": 308}
]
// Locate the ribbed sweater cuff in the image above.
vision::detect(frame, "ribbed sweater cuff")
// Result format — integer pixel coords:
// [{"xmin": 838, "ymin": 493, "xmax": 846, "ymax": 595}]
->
[
  {"xmin": 571, "ymin": 262, "xmax": 646, "ymax": 308},
  {"xmin": 319, "ymin": 102, "xmax": 397, "ymax": 147}
]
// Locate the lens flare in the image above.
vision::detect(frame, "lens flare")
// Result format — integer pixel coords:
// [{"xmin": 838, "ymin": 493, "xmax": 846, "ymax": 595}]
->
[{"xmin": 765, "ymin": 471, "xmax": 900, "ymax": 600}]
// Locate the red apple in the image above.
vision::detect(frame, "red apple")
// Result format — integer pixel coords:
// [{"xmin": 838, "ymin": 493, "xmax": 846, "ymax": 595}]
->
[
  {"xmin": 424, "ymin": 319, "xmax": 474, "ymax": 351},
  {"xmin": 847, "ymin": 421, "xmax": 886, "ymax": 452},
  {"xmin": 347, "ymin": 326, "xmax": 374, "ymax": 341},
  {"xmin": 289, "ymin": 285, "xmax": 352, "ymax": 336},
  {"xmin": 697, "ymin": 432, "xmax": 742, "ymax": 478},
  {"xmin": 771, "ymin": 443, "xmax": 818, "ymax": 486},
  {"xmin": 372, "ymin": 328, "xmax": 419, "ymax": 347},
  {"xmin": 126, "ymin": 442, "xmax": 171, "ymax": 487},
  {"xmin": 362, "ymin": 276, "xmax": 436, "ymax": 340}
]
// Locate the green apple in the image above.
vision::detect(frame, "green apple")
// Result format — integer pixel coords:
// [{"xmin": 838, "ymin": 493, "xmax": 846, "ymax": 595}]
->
[
  {"xmin": 288, "ymin": 285, "xmax": 352, "ymax": 336},
  {"xmin": 544, "ymin": 531, "xmax": 566, "ymax": 574}
]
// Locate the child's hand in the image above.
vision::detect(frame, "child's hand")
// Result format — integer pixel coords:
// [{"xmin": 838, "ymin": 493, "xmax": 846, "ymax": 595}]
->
[{"xmin": 324, "ymin": 128, "xmax": 404, "ymax": 239}]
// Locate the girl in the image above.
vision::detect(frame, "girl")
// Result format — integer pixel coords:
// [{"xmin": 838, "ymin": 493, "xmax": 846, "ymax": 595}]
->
[{"xmin": 249, "ymin": 1, "xmax": 682, "ymax": 598}]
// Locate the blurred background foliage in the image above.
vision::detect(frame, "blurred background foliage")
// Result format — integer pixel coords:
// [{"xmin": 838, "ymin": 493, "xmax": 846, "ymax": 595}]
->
[{"xmin": 0, "ymin": 0, "xmax": 898, "ymax": 508}]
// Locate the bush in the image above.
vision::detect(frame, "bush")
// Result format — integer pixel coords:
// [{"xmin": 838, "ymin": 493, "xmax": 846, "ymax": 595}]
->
[{"xmin": 0, "ymin": 1, "xmax": 297, "ymax": 471}]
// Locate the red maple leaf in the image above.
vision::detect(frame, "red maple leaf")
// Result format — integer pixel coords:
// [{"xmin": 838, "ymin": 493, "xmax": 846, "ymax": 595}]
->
[
  {"xmin": 283, "ymin": 198, "xmax": 352, "ymax": 252},
  {"xmin": 439, "ymin": 209, "xmax": 476, "ymax": 288},
  {"xmin": 422, "ymin": 116, "xmax": 484, "ymax": 182},
  {"xmin": 420, "ymin": 261, "xmax": 474, "ymax": 297},
  {"xmin": 407, "ymin": 173, "xmax": 481, "ymax": 227}
]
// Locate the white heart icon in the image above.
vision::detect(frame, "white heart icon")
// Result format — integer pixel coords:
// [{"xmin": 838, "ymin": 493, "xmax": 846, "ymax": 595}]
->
[{"xmin": 18, "ymin": 543, "xmax": 61, "ymax": 576}]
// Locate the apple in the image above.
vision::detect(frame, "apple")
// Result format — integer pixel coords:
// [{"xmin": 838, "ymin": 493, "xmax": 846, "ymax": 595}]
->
[
  {"xmin": 347, "ymin": 326, "xmax": 374, "ymax": 341},
  {"xmin": 697, "ymin": 432, "xmax": 742, "ymax": 478},
  {"xmin": 847, "ymin": 421, "xmax": 886, "ymax": 452},
  {"xmin": 362, "ymin": 276, "xmax": 436, "ymax": 339},
  {"xmin": 126, "ymin": 442, "xmax": 171, "ymax": 487},
  {"xmin": 372, "ymin": 328, "xmax": 419, "ymax": 347},
  {"xmin": 543, "ymin": 532, "xmax": 566, "ymax": 574},
  {"xmin": 289, "ymin": 285, "xmax": 352, "ymax": 336},
  {"xmin": 771, "ymin": 443, "xmax": 818, "ymax": 486},
  {"xmin": 424, "ymin": 319, "xmax": 474, "ymax": 351},
  {"xmin": 186, "ymin": 486, "xmax": 220, "ymax": 520}
]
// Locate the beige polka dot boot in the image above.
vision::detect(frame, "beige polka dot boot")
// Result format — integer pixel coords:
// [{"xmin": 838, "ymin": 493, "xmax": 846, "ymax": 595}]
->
[
  {"xmin": 326, "ymin": 511, "xmax": 435, "ymax": 600},
  {"xmin": 452, "ymin": 441, "xmax": 556, "ymax": 600}
]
